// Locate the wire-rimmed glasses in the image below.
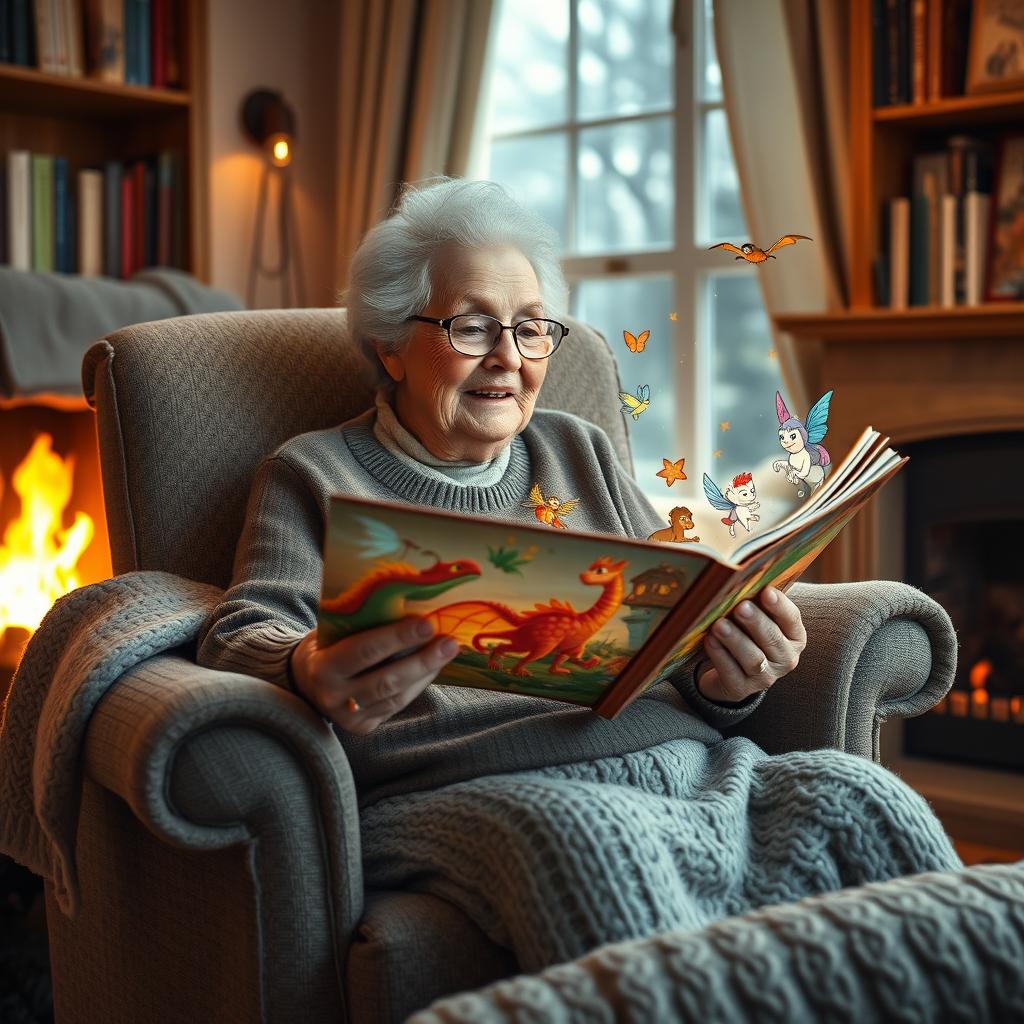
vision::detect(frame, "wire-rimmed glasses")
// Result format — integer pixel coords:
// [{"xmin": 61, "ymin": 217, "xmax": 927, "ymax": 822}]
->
[{"xmin": 408, "ymin": 313, "xmax": 568, "ymax": 359}]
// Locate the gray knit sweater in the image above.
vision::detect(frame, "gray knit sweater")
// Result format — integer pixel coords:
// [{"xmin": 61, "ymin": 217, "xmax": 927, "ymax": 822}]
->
[{"xmin": 196, "ymin": 407, "xmax": 766, "ymax": 806}]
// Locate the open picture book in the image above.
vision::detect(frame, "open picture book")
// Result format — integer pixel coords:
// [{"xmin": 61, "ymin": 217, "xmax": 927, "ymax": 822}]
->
[{"xmin": 318, "ymin": 427, "xmax": 906, "ymax": 719}]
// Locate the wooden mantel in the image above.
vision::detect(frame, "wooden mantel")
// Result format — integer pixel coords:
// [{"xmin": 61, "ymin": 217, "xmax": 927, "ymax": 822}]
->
[{"xmin": 774, "ymin": 306, "xmax": 1024, "ymax": 582}]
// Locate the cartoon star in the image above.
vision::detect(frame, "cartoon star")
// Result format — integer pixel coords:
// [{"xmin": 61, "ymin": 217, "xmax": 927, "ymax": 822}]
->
[{"xmin": 656, "ymin": 457, "xmax": 688, "ymax": 487}]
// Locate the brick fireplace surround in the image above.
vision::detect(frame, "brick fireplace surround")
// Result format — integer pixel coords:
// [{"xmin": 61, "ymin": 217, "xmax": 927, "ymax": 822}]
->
[{"xmin": 777, "ymin": 307, "xmax": 1024, "ymax": 855}]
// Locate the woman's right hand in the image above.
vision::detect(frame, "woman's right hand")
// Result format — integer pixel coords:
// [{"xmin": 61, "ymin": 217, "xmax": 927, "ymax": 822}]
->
[{"xmin": 288, "ymin": 616, "xmax": 459, "ymax": 735}]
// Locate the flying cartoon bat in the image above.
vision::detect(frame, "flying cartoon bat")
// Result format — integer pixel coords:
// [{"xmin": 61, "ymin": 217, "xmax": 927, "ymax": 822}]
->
[
  {"xmin": 623, "ymin": 329, "xmax": 649, "ymax": 353},
  {"xmin": 708, "ymin": 235, "xmax": 813, "ymax": 264},
  {"xmin": 521, "ymin": 482, "xmax": 580, "ymax": 530},
  {"xmin": 618, "ymin": 384, "xmax": 651, "ymax": 420}
]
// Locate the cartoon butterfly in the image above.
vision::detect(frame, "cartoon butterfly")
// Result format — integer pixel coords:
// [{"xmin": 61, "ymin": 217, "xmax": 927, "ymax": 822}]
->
[
  {"xmin": 623, "ymin": 329, "xmax": 650, "ymax": 353},
  {"xmin": 618, "ymin": 384, "xmax": 651, "ymax": 421}
]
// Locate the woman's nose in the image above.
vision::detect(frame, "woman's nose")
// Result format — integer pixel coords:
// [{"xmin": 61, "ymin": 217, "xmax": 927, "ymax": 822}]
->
[{"xmin": 483, "ymin": 327, "xmax": 523, "ymax": 368}]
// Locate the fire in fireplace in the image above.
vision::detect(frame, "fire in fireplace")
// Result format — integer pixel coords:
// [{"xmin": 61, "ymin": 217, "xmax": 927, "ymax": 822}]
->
[
  {"xmin": 0, "ymin": 405, "xmax": 111, "ymax": 679},
  {"xmin": 903, "ymin": 432, "xmax": 1024, "ymax": 773}
]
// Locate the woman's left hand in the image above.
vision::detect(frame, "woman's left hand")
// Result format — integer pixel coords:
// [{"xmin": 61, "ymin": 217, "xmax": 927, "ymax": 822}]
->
[{"xmin": 696, "ymin": 585, "xmax": 807, "ymax": 703}]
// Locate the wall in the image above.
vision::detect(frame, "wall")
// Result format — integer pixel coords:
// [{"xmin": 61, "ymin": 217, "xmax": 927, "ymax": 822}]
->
[{"xmin": 205, "ymin": 0, "xmax": 339, "ymax": 308}]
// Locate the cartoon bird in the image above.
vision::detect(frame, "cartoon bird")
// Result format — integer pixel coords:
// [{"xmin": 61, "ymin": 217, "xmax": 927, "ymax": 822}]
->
[
  {"xmin": 708, "ymin": 234, "xmax": 812, "ymax": 264},
  {"xmin": 772, "ymin": 389, "xmax": 833, "ymax": 499},
  {"xmin": 352, "ymin": 513, "xmax": 439, "ymax": 563},
  {"xmin": 522, "ymin": 482, "xmax": 580, "ymax": 530},
  {"xmin": 618, "ymin": 384, "xmax": 651, "ymax": 421},
  {"xmin": 623, "ymin": 329, "xmax": 650, "ymax": 353},
  {"xmin": 702, "ymin": 471, "xmax": 761, "ymax": 538}
]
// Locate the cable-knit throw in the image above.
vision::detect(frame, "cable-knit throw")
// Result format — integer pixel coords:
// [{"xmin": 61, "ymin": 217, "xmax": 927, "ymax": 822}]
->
[
  {"xmin": 0, "ymin": 572, "xmax": 223, "ymax": 914},
  {"xmin": 360, "ymin": 736, "xmax": 963, "ymax": 978},
  {"xmin": 409, "ymin": 859, "xmax": 1024, "ymax": 1023}
]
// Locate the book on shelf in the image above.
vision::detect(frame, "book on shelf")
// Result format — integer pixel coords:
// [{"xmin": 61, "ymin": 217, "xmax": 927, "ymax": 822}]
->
[
  {"xmin": 881, "ymin": 136, "xmax": 995, "ymax": 309},
  {"xmin": 83, "ymin": 0, "xmax": 125, "ymax": 82},
  {"xmin": 2, "ymin": 146, "xmax": 184, "ymax": 277},
  {"xmin": 874, "ymin": 0, "xmax": 972, "ymax": 107},
  {"xmin": 317, "ymin": 428, "xmax": 906, "ymax": 720}
]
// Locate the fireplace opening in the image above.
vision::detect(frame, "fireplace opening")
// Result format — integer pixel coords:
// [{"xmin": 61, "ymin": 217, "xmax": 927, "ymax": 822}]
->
[
  {"xmin": 0, "ymin": 405, "xmax": 112, "ymax": 688},
  {"xmin": 903, "ymin": 431, "xmax": 1024, "ymax": 773}
]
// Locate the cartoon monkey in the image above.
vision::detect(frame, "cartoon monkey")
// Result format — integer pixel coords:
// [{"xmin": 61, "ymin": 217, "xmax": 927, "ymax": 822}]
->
[{"xmin": 647, "ymin": 506, "xmax": 701, "ymax": 544}]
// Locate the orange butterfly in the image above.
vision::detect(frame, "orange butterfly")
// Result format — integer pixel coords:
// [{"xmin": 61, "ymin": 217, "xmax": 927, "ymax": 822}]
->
[{"xmin": 623, "ymin": 329, "xmax": 650, "ymax": 353}]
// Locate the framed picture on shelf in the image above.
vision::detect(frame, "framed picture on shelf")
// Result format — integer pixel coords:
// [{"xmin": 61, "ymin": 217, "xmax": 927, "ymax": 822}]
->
[
  {"xmin": 966, "ymin": 0, "xmax": 1024, "ymax": 93},
  {"xmin": 985, "ymin": 136, "xmax": 1024, "ymax": 300}
]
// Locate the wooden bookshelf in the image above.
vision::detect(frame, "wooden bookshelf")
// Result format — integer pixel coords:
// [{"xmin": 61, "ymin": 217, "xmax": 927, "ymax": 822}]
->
[{"xmin": 0, "ymin": 0, "xmax": 209, "ymax": 280}]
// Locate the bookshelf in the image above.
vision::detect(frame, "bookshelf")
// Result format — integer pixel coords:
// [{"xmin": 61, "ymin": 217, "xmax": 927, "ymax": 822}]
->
[{"xmin": 0, "ymin": 0, "xmax": 209, "ymax": 280}]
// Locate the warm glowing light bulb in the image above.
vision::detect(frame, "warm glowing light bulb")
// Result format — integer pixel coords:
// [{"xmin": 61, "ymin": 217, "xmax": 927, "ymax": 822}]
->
[{"xmin": 270, "ymin": 136, "xmax": 291, "ymax": 166}]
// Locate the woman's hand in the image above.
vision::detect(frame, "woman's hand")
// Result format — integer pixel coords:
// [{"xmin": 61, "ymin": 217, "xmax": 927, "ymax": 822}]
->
[
  {"xmin": 696, "ymin": 585, "xmax": 806, "ymax": 703},
  {"xmin": 289, "ymin": 616, "xmax": 459, "ymax": 734}
]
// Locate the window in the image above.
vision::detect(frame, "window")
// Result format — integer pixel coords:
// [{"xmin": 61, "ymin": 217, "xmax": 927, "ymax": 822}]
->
[{"xmin": 473, "ymin": 0, "xmax": 782, "ymax": 516}]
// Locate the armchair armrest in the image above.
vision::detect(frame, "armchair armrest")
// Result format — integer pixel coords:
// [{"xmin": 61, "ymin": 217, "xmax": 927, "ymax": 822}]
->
[
  {"xmin": 81, "ymin": 651, "xmax": 362, "ymax": 1022},
  {"xmin": 725, "ymin": 580, "xmax": 956, "ymax": 760}
]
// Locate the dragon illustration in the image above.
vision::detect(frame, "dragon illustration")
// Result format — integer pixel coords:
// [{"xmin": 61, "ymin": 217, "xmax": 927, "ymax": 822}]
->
[
  {"xmin": 425, "ymin": 555, "xmax": 628, "ymax": 678},
  {"xmin": 320, "ymin": 559, "xmax": 482, "ymax": 636}
]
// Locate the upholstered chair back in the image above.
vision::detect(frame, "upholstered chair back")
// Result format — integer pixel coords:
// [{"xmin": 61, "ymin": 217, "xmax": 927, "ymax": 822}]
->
[{"xmin": 82, "ymin": 309, "xmax": 634, "ymax": 589}]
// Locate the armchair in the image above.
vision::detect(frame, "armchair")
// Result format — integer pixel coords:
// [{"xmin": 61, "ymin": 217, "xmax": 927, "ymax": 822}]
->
[{"xmin": 38, "ymin": 308, "xmax": 960, "ymax": 1023}]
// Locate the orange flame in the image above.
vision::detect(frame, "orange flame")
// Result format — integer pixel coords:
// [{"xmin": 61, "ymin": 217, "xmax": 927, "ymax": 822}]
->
[
  {"xmin": 0, "ymin": 434, "xmax": 94, "ymax": 640},
  {"xmin": 969, "ymin": 660, "xmax": 992, "ymax": 689}
]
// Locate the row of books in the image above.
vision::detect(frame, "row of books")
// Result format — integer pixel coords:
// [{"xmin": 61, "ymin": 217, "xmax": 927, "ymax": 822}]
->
[
  {"xmin": 0, "ymin": 0, "xmax": 182, "ymax": 88},
  {"xmin": 874, "ymin": 136, "xmax": 993, "ymax": 308},
  {"xmin": 872, "ymin": 0, "xmax": 972, "ymax": 106},
  {"xmin": 2, "ymin": 149, "xmax": 185, "ymax": 277}
]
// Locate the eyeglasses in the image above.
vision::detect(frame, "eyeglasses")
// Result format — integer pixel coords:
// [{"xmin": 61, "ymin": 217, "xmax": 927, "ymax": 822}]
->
[{"xmin": 408, "ymin": 313, "xmax": 568, "ymax": 360}]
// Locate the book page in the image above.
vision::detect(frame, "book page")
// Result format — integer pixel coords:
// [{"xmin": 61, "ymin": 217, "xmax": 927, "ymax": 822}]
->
[{"xmin": 321, "ymin": 496, "xmax": 719, "ymax": 710}]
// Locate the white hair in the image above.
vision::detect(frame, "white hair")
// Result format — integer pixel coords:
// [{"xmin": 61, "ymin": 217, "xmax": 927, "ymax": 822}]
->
[{"xmin": 341, "ymin": 177, "xmax": 569, "ymax": 384}]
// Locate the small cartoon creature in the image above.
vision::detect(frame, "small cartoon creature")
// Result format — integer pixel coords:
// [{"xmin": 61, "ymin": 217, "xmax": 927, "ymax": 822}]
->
[
  {"xmin": 647, "ymin": 506, "xmax": 701, "ymax": 544},
  {"xmin": 618, "ymin": 384, "xmax": 651, "ymax": 420},
  {"xmin": 702, "ymin": 471, "xmax": 761, "ymax": 538},
  {"xmin": 772, "ymin": 389, "xmax": 833, "ymax": 499},
  {"xmin": 623, "ymin": 329, "xmax": 650, "ymax": 353},
  {"xmin": 708, "ymin": 234, "xmax": 812, "ymax": 264},
  {"xmin": 522, "ymin": 482, "xmax": 580, "ymax": 530}
]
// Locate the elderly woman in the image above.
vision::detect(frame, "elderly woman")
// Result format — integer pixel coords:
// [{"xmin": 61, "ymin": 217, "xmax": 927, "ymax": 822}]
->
[{"xmin": 197, "ymin": 178, "xmax": 960, "ymax": 972}]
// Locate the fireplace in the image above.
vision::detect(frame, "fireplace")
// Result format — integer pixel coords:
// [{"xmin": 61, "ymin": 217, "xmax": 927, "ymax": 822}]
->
[
  {"xmin": 901, "ymin": 431, "xmax": 1024, "ymax": 773},
  {"xmin": 0, "ymin": 402, "xmax": 112, "ymax": 688}
]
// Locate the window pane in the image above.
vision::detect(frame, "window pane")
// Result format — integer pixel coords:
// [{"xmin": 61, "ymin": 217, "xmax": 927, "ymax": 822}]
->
[
  {"xmin": 702, "ymin": 108, "xmax": 746, "ymax": 244},
  {"xmin": 577, "ymin": 116, "xmax": 673, "ymax": 254},
  {"xmin": 574, "ymin": 275, "xmax": 674, "ymax": 501},
  {"xmin": 488, "ymin": 132, "xmax": 569, "ymax": 245},
  {"xmin": 701, "ymin": 0, "xmax": 722, "ymax": 102},
  {"xmin": 708, "ymin": 273, "xmax": 784, "ymax": 477},
  {"xmin": 576, "ymin": 0, "xmax": 673, "ymax": 121},
  {"xmin": 486, "ymin": 0, "xmax": 569, "ymax": 133}
]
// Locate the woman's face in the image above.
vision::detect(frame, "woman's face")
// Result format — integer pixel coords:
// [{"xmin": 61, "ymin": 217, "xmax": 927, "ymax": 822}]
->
[{"xmin": 376, "ymin": 244, "xmax": 550, "ymax": 463}]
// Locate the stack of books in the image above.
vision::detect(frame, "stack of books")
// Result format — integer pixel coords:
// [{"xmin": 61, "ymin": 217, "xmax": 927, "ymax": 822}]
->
[
  {"xmin": 0, "ymin": 0, "xmax": 182, "ymax": 88},
  {"xmin": 3, "ymin": 149, "xmax": 185, "ymax": 275}
]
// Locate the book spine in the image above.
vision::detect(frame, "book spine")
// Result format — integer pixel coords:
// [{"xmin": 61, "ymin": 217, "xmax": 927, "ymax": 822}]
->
[
  {"xmin": 34, "ymin": 0, "xmax": 59, "ymax": 73},
  {"xmin": 0, "ymin": 0, "xmax": 12, "ymax": 63},
  {"xmin": 939, "ymin": 192, "xmax": 956, "ymax": 307},
  {"xmin": 132, "ymin": 159, "xmax": 144, "ymax": 269},
  {"xmin": 136, "ymin": 0, "xmax": 150, "ymax": 85},
  {"xmin": 926, "ymin": 0, "xmax": 942, "ymax": 99},
  {"xmin": 896, "ymin": 0, "xmax": 910, "ymax": 102},
  {"xmin": 83, "ymin": 0, "xmax": 123, "ymax": 80},
  {"xmin": 872, "ymin": 0, "xmax": 888, "ymax": 107},
  {"xmin": 874, "ymin": 197, "xmax": 891, "ymax": 306},
  {"xmin": 156, "ymin": 150, "xmax": 171, "ymax": 265},
  {"xmin": 11, "ymin": 0, "xmax": 33, "ymax": 65},
  {"xmin": 164, "ymin": 0, "xmax": 180, "ymax": 86},
  {"xmin": 911, "ymin": 0, "xmax": 926, "ymax": 103},
  {"xmin": 964, "ymin": 192, "xmax": 990, "ymax": 307},
  {"xmin": 942, "ymin": 0, "xmax": 971, "ymax": 95},
  {"xmin": 889, "ymin": 196, "xmax": 910, "ymax": 309},
  {"xmin": 123, "ymin": 0, "xmax": 137, "ymax": 83},
  {"xmin": 908, "ymin": 191, "xmax": 929, "ymax": 305},
  {"xmin": 885, "ymin": 0, "xmax": 900, "ymax": 103},
  {"xmin": 103, "ymin": 159, "xmax": 121, "ymax": 277},
  {"xmin": 7, "ymin": 150, "xmax": 32, "ymax": 270},
  {"xmin": 52, "ymin": 0, "xmax": 68, "ymax": 74},
  {"xmin": 120, "ymin": 169, "xmax": 134, "ymax": 277},
  {"xmin": 169, "ymin": 149, "xmax": 183, "ymax": 267},
  {"xmin": 150, "ymin": 0, "xmax": 165, "ymax": 87},
  {"xmin": 65, "ymin": 0, "xmax": 84, "ymax": 75},
  {"xmin": 78, "ymin": 167, "xmax": 103, "ymax": 275},
  {"xmin": 53, "ymin": 155, "xmax": 69, "ymax": 272},
  {"xmin": 31, "ymin": 154, "xmax": 54, "ymax": 271},
  {"xmin": 143, "ymin": 155, "xmax": 156, "ymax": 266}
]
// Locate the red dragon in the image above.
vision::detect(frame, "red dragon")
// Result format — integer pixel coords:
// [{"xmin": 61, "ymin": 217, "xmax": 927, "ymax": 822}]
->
[{"xmin": 426, "ymin": 555, "xmax": 629, "ymax": 678}]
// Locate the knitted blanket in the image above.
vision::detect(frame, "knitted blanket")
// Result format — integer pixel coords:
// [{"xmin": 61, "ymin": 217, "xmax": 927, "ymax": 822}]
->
[
  {"xmin": 360, "ymin": 737, "xmax": 964, "ymax": 976},
  {"xmin": 0, "ymin": 572, "xmax": 223, "ymax": 914},
  {"xmin": 410, "ymin": 860, "xmax": 1024, "ymax": 1023}
]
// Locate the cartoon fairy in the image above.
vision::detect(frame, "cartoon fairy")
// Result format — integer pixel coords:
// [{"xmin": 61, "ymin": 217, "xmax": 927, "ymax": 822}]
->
[
  {"xmin": 702, "ymin": 472, "xmax": 760, "ymax": 538},
  {"xmin": 772, "ymin": 390, "xmax": 833, "ymax": 499}
]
